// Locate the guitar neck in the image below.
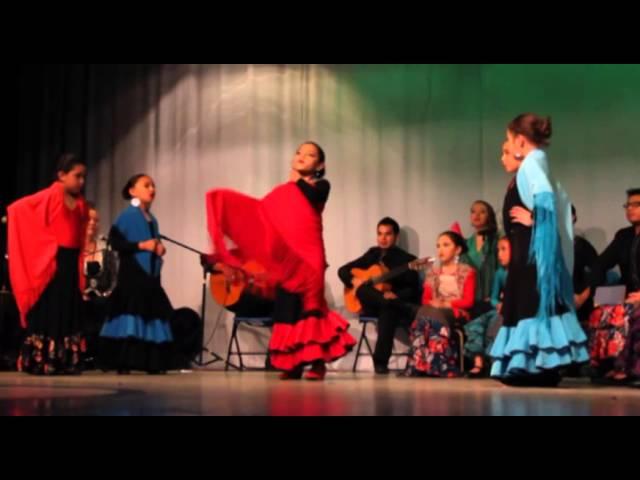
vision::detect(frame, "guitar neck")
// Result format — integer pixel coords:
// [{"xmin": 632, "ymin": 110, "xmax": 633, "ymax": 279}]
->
[{"xmin": 371, "ymin": 264, "xmax": 410, "ymax": 285}]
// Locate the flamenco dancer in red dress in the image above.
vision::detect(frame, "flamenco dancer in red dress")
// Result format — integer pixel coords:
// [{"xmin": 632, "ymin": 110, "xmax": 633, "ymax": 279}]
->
[
  {"xmin": 205, "ymin": 142, "xmax": 356, "ymax": 381},
  {"xmin": 8, "ymin": 154, "xmax": 89, "ymax": 375}
]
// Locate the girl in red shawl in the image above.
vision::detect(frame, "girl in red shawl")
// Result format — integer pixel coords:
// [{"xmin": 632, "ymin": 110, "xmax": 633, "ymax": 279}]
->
[
  {"xmin": 206, "ymin": 142, "xmax": 356, "ymax": 381},
  {"xmin": 8, "ymin": 154, "xmax": 89, "ymax": 375}
]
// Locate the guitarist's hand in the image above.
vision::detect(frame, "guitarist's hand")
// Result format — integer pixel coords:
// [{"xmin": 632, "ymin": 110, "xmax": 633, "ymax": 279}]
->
[
  {"xmin": 214, "ymin": 263, "xmax": 240, "ymax": 283},
  {"xmin": 383, "ymin": 292, "xmax": 398, "ymax": 300},
  {"xmin": 200, "ymin": 254, "xmax": 214, "ymax": 273},
  {"xmin": 224, "ymin": 265, "xmax": 242, "ymax": 283}
]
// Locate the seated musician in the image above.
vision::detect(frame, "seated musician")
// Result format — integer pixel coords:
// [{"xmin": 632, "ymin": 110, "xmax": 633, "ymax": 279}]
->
[
  {"xmin": 582, "ymin": 188, "xmax": 640, "ymax": 386},
  {"xmin": 82, "ymin": 202, "xmax": 110, "ymax": 369},
  {"xmin": 337, "ymin": 217, "xmax": 421, "ymax": 374}
]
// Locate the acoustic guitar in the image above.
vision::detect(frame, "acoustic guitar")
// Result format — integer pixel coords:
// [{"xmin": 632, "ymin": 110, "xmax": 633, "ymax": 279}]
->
[
  {"xmin": 209, "ymin": 260, "xmax": 270, "ymax": 307},
  {"xmin": 344, "ymin": 257, "xmax": 434, "ymax": 313}
]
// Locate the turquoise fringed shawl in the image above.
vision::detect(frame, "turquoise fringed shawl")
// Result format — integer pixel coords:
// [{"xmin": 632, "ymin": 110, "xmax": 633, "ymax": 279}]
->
[{"xmin": 516, "ymin": 149, "xmax": 575, "ymax": 319}]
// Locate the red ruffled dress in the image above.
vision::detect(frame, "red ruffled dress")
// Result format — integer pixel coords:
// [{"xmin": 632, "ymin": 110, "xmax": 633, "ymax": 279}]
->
[{"xmin": 206, "ymin": 179, "xmax": 355, "ymax": 372}]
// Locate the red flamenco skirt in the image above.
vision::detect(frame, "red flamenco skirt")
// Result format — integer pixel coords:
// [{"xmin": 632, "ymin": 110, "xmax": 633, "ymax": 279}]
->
[
  {"xmin": 206, "ymin": 183, "xmax": 356, "ymax": 372},
  {"xmin": 269, "ymin": 310, "xmax": 356, "ymax": 372}
]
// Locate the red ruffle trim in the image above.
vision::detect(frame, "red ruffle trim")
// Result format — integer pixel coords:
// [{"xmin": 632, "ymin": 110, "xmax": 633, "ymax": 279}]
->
[{"xmin": 269, "ymin": 311, "xmax": 356, "ymax": 371}]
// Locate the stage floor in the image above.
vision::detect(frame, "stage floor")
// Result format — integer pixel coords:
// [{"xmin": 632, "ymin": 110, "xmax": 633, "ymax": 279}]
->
[{"xmin": 1, "ymin": 371, "xmax": 638, "ymax": 416}]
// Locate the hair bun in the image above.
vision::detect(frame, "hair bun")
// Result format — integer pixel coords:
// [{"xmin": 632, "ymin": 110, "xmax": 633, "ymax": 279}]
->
[{"xmin": 536, "ymin": 116, "xmax": 553, "ymax": 141}]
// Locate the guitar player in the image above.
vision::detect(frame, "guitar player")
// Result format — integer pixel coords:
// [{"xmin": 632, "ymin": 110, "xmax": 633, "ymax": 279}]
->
[{"xmin": 338, "ymin": 217, "xmax": 421, "ymax": 374}]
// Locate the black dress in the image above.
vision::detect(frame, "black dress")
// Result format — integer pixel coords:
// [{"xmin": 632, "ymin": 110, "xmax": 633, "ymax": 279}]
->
[
  {"xmin": 501, "ymin": 182, "xmax": 540, "ymax": 327},
  {"xmin": 491, "ymin": 157, "xmax": 589, "ymax": 384},
  {"xmin": 98, "ymin": 219, "xmax": 174, "ymax": 373},
  {"xmin": 18, "ymin": 201, "xmax": 87, "ymax": 376}
]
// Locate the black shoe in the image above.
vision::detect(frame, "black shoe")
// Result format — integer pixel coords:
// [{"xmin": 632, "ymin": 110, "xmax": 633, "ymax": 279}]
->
[
  {"xmin": 562, "ymin": 364, "xmax": 583, "ymax": 378},
  {"xmin": 83, "ymin": 357, "xmax": 96, "ymax": 372},
  {"xmin": 501, "ymin": 371, "xmax": 561, "ymax": 388},
  {"xmin": 374, "ymin": 364, "xmax": 390, "ymax": 375},
  {"xmin": 590, "ymin": 375, "xmax": 630, "ymax": 386},
  {"xmin": 629, "ymin": 378, "xmax": 640, "ymax": 389}
]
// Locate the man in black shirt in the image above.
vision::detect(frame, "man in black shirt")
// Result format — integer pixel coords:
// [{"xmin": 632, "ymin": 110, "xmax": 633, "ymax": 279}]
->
[
  {"xmin": 587, "ymin": 189, "xmax": 640, "ymax": 299},
  {"xmin": 584, "ymin": 189, "xmax": 640, "ymax": 387},
  {"xmin": 338, "ymin": 217, "xmax": 420, "ymax": 374}
]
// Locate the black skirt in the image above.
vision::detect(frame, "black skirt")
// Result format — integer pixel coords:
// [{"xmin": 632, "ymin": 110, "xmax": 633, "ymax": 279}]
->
[
  {"xmin": 501, "ymin": 224, "xmax": 540, "ymax": 327},
  {"xmin": 501, "ymin": 183, "xmax": 568, "ymax": 328},
  {"xmin": 98, "ymin": 252, "xmax": 174, "ymax": 373},
  {"xmin": 107, "ymin": 254, "xmax": 173, "ymax": 321},
  {"xmin": 19, "ymin": 247, "xmax": 86, "ymax": 375}
]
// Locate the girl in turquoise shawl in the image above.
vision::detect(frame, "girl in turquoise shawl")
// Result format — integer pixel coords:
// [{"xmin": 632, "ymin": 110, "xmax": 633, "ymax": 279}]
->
[{"xmin": 490, "ymin": 113, "xmax": 588, "ymax": 387}]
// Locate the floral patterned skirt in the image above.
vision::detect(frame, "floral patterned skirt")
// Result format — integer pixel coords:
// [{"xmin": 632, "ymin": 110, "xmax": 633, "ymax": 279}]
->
[
  {"xmin": 403, "ymin": 306, "xmax": 462, "ymax": 378},
  {"xmin": 588, "ymin": 304, "xmax": 634, "ymax": 377}
]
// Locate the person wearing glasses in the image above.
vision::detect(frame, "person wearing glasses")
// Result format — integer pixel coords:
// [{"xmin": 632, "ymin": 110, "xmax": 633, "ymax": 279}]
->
[{"xmin": 584, "ymin": 188, "xmax": 640, "ymax": 387}]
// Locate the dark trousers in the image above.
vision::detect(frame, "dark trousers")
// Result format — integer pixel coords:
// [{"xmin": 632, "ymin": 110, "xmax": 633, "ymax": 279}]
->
[{"xmin": 356, "ymin": 285, "xmax": 417, "ymax": 367}]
